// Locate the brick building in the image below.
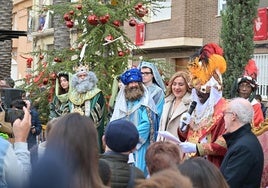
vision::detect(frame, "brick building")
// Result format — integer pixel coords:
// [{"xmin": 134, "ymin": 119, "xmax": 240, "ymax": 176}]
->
[
  {"xmin": 12, "ymin": 0, "xmax": 268, "ymax": 96},
  {"xmin": 123, "ymin": 0, "xmax": 268, "ymax": 97}
]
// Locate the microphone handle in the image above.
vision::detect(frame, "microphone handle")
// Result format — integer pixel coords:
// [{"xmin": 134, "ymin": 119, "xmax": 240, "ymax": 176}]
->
[
  {"xmin": 180, "ymin": 122, "xmax": 187, "ymax": 132},
  {"xmin": 178, "ymin": 101, "xmax": 197, "ymax": 134}
]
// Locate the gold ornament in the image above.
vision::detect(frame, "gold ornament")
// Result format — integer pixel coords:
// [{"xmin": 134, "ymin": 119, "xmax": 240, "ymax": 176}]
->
[{"xmin": 72, "ymin": 107, "xmax": 84, "ymax": 115}]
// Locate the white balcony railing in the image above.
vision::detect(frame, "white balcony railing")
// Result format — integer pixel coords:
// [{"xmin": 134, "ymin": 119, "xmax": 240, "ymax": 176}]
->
[{"xmin": 255, "ymin": 54, "xmax": 268, "ymax": 100}]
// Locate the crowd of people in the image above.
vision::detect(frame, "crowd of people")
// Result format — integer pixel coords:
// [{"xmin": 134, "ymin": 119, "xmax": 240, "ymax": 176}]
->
[{"xmin": 0, "ymin": 43, "xmax": 267, "ymax": 188}]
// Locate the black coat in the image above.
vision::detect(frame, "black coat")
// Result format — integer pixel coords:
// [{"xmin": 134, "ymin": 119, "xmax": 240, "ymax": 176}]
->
[
  {"xmin": 101, "ymin": 151, "xmax": 145, "ymax": 188},
  {"xmin": 220, "ymin": 123, "xmax": 264, "ymax": 188},
  {"xmin": 27, "ymin": 107, "xmax": 42, "ymax": 149}
]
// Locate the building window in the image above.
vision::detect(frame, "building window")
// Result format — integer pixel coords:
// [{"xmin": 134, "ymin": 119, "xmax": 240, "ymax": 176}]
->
[
  {"xmin": 36, "ymin": 0, "xmax": 53, "ymax": 32},
  {"xmin": 28, "ymin": 10, "xmax": 33, "ymax": 33},
  {"xmin": 12, "ymin": 13, "xmax": 18, "ymax": 30},
  {"xmin": 255, "ymin": 54, "xmax": 268, "ymax": 100},
  {"xmin": 218, "ymin": 0, "xmax": 227, "ymax": 15},
  {"xmin": 149, "ymin": 0, "xmax": 171, "ymax": 22}
]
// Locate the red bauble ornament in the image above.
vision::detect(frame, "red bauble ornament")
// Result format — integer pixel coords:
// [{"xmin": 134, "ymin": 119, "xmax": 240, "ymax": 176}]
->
[
  {"xmin": 118, "ymin": 51, "xmax": 124, "ymax": 56},
  {"xmin": 129, "ymin": 18, "xmax": 136, "ymax": 27},
  {"xmin": 43, "ymin": 78, "xmax": 48, "ymax": 85},
  {"xmin": 137, "ymin": 2, "xmax": 143, "ymax": 8},
  {"xmin": 63, "ymin": 13, "xmax": 71, "ymax": 21},
  {"xmin": 69, "ymin": 10, "xmax": 74, "ymax": 15},
  {"xmin": 54, "ymin": 57, "xmax": 62, "ymax": 62},
  {"xmin": 39, "ymin": 54, "xmax": 44, "ymax": 60},
  {"xmin": 66, "ymin": 20, "xmax": 74, "ymax": 28},
  {"xmin": 99, "ymin": 15, "xmax": 109, "ymax": 24},
  {"xmin": 136, "ymin": 8, "xmax": 146, "ymax": 17},
  {"xmin": 113, "ymin": 20, "xmax": 120, "ymax": 27},
  {"xmin": 76, "ymin": 4, "xmax": 82, "ymax": 10},
  {"xmin": 87, "ymin": 14, "xmax": 99, "ymax": 25}
]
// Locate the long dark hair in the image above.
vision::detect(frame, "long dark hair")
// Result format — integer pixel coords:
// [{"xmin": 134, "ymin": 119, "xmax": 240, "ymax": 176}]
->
[
  {"xmin": 47, "ymin": 113, "xmax": 104, "ymax": 188},
  {"xmin": 57, "ymin": 72, "xmax": 69, "ymax": 95},
  {"xmin": 178, "ymin": 157, "xmax": 229, "ymax": 188}
]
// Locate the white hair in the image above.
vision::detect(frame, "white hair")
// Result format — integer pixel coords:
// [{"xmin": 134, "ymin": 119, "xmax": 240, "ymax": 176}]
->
[
  {"xmin": 72, "ymin": 71, "xmax": 98, "ymax": 93},
  {"xmin": 229, "ymin": 97, "xmax": 253, "ymax": 125}
]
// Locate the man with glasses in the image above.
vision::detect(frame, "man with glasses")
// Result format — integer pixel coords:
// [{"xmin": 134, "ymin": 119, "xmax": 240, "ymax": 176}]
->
[
  {"xmin": 220, "ymin": 97, "xmax": 263, "ymax": 188},
  {"xmin": 138, "ymin": 61, "xmax": 165, "ymax": 126},
  {"xmin": 231, "ymin": 59, "xmax": 267, "ymax": 187}
]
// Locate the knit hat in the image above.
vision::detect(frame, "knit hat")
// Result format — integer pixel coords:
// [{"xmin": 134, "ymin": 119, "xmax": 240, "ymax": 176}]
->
[
  {"xmin": 105, "ymin": 119, "xmax": 139, "ymax": 152},
  {"xmin": 120, "ymin": 68, "xmax": 142, "ymax": 85}
]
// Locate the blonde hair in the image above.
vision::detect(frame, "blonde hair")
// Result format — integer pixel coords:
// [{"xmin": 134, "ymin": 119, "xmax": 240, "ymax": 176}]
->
[{"xmin": 166, "ymin": 71, "xmax": 191, "ymax": 97}]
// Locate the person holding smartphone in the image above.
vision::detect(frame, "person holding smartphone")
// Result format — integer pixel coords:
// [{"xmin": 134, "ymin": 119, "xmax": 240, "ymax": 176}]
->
[{"xmin": 10, "ymin": 98, "xmax": 42, "ymax": 152}]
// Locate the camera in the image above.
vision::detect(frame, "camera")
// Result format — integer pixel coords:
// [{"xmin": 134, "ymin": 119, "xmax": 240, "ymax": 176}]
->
[
  {"xmin": 5, "ymin": 100, "xmax": 26, "ymax": 124},
  {"xmin": 0, "ymin": 88, "xmax": 26, "ymax": 125}
]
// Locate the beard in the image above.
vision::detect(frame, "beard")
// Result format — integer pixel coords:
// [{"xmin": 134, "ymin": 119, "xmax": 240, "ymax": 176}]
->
[
  {"xmin": 72, "ymin": 76, "xmax": 95, "ymax": 93},
  {"xmin": 124, "ymin": 83, "xmax": 144, "ymax": 101}
]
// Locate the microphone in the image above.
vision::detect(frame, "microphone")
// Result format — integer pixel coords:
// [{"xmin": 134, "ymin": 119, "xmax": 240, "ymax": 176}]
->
[{"xmin": 180, "ymin": 101, "xmax": 197, "ymax": 132}]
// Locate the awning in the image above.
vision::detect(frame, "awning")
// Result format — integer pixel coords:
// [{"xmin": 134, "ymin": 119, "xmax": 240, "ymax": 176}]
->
[{"xmin": 0, "ymin": 30, "xmax": 27, "ymax": 41}]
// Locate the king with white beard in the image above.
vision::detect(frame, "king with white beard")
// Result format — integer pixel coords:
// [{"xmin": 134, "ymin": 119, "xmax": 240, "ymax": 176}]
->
[{"xmin": 69, "ymin": 64, "xmax": 106, "ymax": 152}]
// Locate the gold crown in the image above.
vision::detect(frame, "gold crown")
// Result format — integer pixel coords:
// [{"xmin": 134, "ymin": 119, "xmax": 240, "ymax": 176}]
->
[{"xmin": 73, "ymin": 64, "xmax": 89, "ymax": 74}]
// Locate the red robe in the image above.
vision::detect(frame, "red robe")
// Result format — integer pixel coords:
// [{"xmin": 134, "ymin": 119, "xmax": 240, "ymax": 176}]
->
[
  {"xmin": 252, "ymin": 100, "xmax": 267, "ymax": 187},
  {"xmin": 178, "ymin": 98, "xmax": 227, "ymax": 167},
  {"xmin": 252, "ymin": 101, "xmax": 264, "ymax": 128}
]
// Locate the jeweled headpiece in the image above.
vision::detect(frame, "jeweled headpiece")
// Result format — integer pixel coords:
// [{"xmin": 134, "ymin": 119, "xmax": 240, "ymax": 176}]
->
[
  {"xmin": 73, "ymin": 64, "xmax": 89, "ymax": 75},
  {"xmin": 120, "ymin": 68, "xmax": 142, "ymax": 85}
]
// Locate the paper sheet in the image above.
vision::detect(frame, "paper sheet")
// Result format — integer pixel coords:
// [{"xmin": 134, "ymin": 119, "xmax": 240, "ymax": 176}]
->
[{"xmin": 157, "ymin": 131, "xmax": 181, "ymax": 144}]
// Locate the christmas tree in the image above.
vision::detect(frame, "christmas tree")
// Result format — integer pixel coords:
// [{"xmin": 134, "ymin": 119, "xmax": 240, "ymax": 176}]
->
[{"xmin": 18, "ymin": 0, "xmax": 165, "ymax": 123}]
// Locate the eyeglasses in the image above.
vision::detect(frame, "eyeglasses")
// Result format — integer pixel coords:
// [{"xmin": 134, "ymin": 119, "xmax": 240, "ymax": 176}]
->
[{"xmin": 141, "ymin": 72, "xmax": 152, "ymax": 76}]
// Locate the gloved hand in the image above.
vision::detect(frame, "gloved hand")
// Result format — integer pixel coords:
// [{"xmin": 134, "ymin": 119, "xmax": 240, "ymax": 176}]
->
[
  {"xmin": 179, "ymin": 142, "xmax": 197, "ymax": 153},
  {"xmin": 179, "ymin": 112, "xmax": 191, "ymax": 132}
]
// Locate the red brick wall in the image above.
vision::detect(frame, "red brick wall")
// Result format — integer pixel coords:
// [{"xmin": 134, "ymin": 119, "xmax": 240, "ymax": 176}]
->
[{"xmin": 124, "ymin": 0, "xmax": 222, "ymax": 44}]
